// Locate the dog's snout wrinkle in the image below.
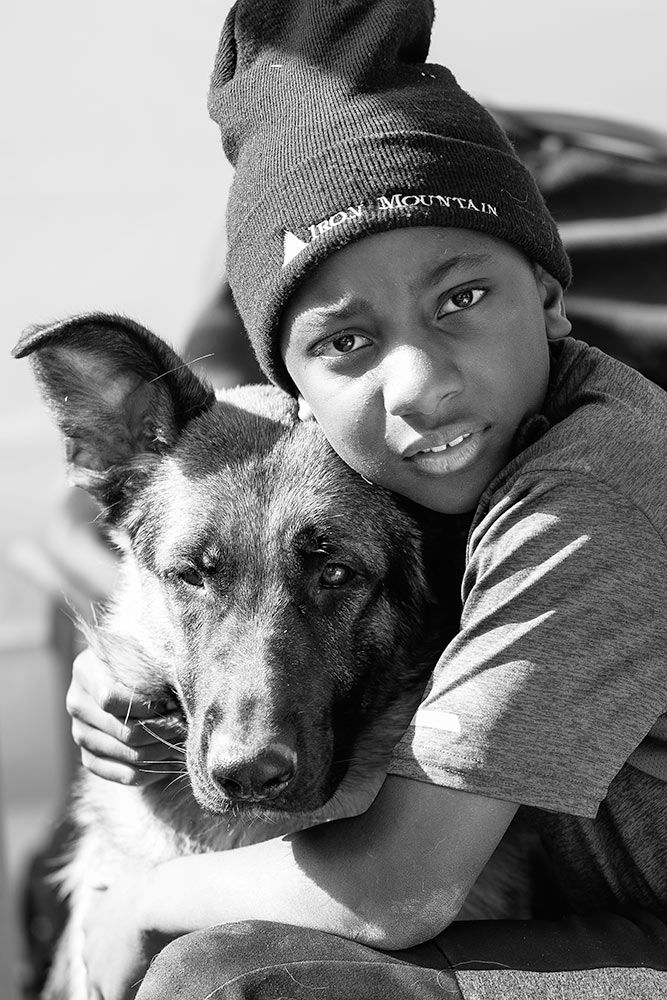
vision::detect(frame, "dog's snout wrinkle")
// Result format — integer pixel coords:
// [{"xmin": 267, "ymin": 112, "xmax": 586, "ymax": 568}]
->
[{"xmin": 209, "ymin": 736, "xmax": 298, "ymax": 803}]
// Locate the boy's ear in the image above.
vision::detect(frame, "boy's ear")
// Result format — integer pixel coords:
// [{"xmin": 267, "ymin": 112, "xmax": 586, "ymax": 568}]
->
[
  {"xmin": 12, "ymin": 313, "xmax": 216, "ymax": 512},
  {"xmin": 534, "ymin": 266, "xmax": 572, "ymax": 341}
]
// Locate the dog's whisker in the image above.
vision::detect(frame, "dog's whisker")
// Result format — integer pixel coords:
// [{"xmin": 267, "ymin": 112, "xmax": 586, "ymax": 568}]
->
[
  {"xmin": 162, "ymin": 772, "xmax": 191, "ymax": 795},
  {"xmin": 138, "ymin": 767, "xmax": 186, "ymax": 775},
  {"xmin": 138, "ymin": 759, "xmax": 187, "ymax": 766},
  {"xmin": 123, "ymin": 684, "xmax": 136, "ymax": 728},
  {"xmin": 139, "ymin": 722, "xmax": 187, "ymax": 754},
  {"xmin": 148, "ymin": 355, "xmax": 214, "ymax": 384},
  {"xmin": 202, "ymin": 817, "xmax": 229, "ymax": 835},
  {"xmin": 194, "ymin": 816, "xmax": 228, "ymax": 840}
]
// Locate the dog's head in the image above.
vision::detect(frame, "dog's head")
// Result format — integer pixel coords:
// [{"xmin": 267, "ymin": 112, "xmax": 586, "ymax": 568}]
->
[{"xmin": 15, "ymin": 315, "xmax": 451, "ymax": 817}]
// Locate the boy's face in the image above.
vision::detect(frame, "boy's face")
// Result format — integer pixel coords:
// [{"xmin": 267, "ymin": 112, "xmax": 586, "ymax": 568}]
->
[{"xmin": 280, "ymin": 227, "xmax": 568, "ymax": 514}]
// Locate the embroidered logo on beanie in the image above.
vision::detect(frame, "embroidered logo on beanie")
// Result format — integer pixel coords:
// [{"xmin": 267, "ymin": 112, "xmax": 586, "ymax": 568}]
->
[{"xmin": 283, "ymin": 192, "xmax": 500, "ymax": 267}]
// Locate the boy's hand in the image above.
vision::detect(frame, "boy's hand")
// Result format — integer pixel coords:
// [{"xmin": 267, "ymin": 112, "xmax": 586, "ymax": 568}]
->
[{"xmin": 67, "ymin": 648, "xmax": 186, "ymax": 786}]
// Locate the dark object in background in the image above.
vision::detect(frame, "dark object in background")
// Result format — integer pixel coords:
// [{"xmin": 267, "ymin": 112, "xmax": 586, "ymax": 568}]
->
[
  {"xmin": 184, "ymin": 283, "xmax": 267, "ymax": 389},
  {"xmin": 19, "ymin": 817, "xmax": 76, "ymax": 1000},
  {"xmin": 495, "ymin": 108, "xmax": 667, "ymax": 389}
]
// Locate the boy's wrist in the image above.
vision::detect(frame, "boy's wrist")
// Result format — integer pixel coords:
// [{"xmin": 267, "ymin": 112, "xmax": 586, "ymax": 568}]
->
[
  {"xmin": 136, "ymin": 866, "xmax": 173, "ymax": 936},
  {"xmin": 137, "ymin": 857, "xmax": 221, "ymax": 937}
]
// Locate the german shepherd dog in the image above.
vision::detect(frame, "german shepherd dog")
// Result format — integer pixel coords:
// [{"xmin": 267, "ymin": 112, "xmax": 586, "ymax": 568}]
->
[{"xmin": 15, "ymin": 313, "xmax": 474, "ymax": 999}]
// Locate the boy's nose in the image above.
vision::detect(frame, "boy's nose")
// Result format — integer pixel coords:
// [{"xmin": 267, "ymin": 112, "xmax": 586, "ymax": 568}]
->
[{"xmin": 382, "ymin": 344, "xmax": 463, "ymax": 419}]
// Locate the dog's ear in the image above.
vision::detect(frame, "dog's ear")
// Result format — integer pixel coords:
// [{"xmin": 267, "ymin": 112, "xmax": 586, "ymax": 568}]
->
[{"xmin": 12, "ymin": 313, "xmax": 216, "ymax": 508}]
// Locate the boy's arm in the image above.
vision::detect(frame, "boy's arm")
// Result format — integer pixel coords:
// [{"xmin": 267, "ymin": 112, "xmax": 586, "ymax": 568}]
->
[
  {"xmin": 84, "ymin": 776, "xmax": 515, "ymax": 999},
  {"xmin": 138, "ymin": 775, "xmax": 517, "ymax": 949}
]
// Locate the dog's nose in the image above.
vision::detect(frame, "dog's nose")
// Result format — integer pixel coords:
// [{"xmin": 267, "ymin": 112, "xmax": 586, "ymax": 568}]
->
[{"xmin": 211, "ymin": 745, "xmax": 297, "ymax": 802}]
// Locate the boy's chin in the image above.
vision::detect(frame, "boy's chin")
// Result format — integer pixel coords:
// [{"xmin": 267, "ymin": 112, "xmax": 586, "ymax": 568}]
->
[{"xmin": 387, "ymin": 475, "xmax": 488, "ymax": 517}]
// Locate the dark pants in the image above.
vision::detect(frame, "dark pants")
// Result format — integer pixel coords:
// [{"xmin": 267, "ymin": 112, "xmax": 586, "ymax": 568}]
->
[{"xmin": 136, "ymin": 909, "xmax": 667, "ymax": 1000}]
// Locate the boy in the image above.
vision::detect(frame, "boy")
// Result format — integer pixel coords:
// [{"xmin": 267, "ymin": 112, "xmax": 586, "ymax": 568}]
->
[{"xmin": 69, "ymin": 1, "xmax": 667, "ymax": 998}]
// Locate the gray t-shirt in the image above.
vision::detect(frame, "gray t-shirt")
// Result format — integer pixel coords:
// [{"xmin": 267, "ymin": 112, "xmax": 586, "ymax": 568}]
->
[{"xmin": 388, "ymin": 337, "xmax": 667, "ymax": 912}]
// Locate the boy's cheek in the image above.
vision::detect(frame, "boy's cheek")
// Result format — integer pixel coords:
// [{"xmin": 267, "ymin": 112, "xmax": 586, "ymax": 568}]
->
[{"xmin": 326, "ymin": 427, "xmax": 388, "ymax": 486}]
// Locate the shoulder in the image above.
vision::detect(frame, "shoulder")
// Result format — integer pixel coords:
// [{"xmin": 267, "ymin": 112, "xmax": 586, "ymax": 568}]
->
[
  {"xmin": 462, "ymin": 469, "xmax": 667, "ymax": 644},
  {"xmin": 478, "ymin": 339, "xmax": 667, "ymax": 546}
]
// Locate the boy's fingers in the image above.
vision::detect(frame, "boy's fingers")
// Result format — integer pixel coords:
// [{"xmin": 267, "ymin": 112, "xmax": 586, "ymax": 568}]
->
[
  {"xmin": 71, "ymin": 719, "xmax": 183, "ymax": 766},
  {"xmin": 70, "ymin": 648, "xmax": 178, "ymax": 723},
  {"xmin": 68, "ymin": 686, "xmax": 184, "ymax": 748}
]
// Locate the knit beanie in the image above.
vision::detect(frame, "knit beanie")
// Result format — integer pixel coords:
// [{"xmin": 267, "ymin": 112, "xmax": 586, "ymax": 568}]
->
[{"xmin": 209, "ymin": 0, "xmax": 572, "ymax": 393}]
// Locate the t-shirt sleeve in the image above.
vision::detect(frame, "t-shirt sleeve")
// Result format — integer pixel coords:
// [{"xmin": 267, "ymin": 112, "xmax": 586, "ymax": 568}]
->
[{"xmin": 388, "ymin": 473, "xmax": 667, "ymax": 817}]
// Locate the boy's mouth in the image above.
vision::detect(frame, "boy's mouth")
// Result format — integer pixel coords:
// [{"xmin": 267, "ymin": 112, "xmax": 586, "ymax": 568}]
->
[
  {"xmin": 402, "ymin": 426, "xmax": 487, "ymax": 475},
  {"xmin": 420, "ymin": 431, "xmax": 472, "ymax": 452}
]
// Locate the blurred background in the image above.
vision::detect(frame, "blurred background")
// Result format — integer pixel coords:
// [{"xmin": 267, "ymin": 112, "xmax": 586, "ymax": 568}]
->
[{"xmin": 1, "ymin": 0, "xmax": 666, "ymax": 995}]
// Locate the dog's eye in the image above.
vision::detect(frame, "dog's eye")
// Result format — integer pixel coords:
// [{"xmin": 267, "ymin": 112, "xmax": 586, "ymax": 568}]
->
[
  {"xmin": 320, "ymin": 563, "xmax": 353, "ymax": 588},
  {"xmin": 176, "ymin": 566, "xmax": 205, "ymax": 588}
]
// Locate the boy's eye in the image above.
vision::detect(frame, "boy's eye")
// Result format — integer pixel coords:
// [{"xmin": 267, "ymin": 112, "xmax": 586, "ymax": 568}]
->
[
  {"xmin": 317, "ymin": 332, "xmax": 371, "ymax": 357},
  {"xmin": 437, "ymin": 287, "xmax": 486, "ymax": 317}
]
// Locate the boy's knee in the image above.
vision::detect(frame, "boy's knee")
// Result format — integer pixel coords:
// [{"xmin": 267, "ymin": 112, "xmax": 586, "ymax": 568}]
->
[
  {"xmin": 136, "ymin": 922, "xmax": 263, "ymax": 998},
  {"xmin": 135, "ymin": 921, "xmax": 344, "ymax": 999}
]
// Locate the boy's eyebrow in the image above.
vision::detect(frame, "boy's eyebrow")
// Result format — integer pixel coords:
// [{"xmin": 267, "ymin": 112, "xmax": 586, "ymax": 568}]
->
[
  {"xmin": 415, "ymin": 252, "xmax": 494, "ymax": 293},
  {"xmin": 307, "ymin": 298, "xmax": 375, "ymax": 322}
]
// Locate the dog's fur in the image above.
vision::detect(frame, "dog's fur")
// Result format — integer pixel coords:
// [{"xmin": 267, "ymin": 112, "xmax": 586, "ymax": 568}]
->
[{"xmin": 16, "ymin": 314, "xmax": 483, "ymax": 998}]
